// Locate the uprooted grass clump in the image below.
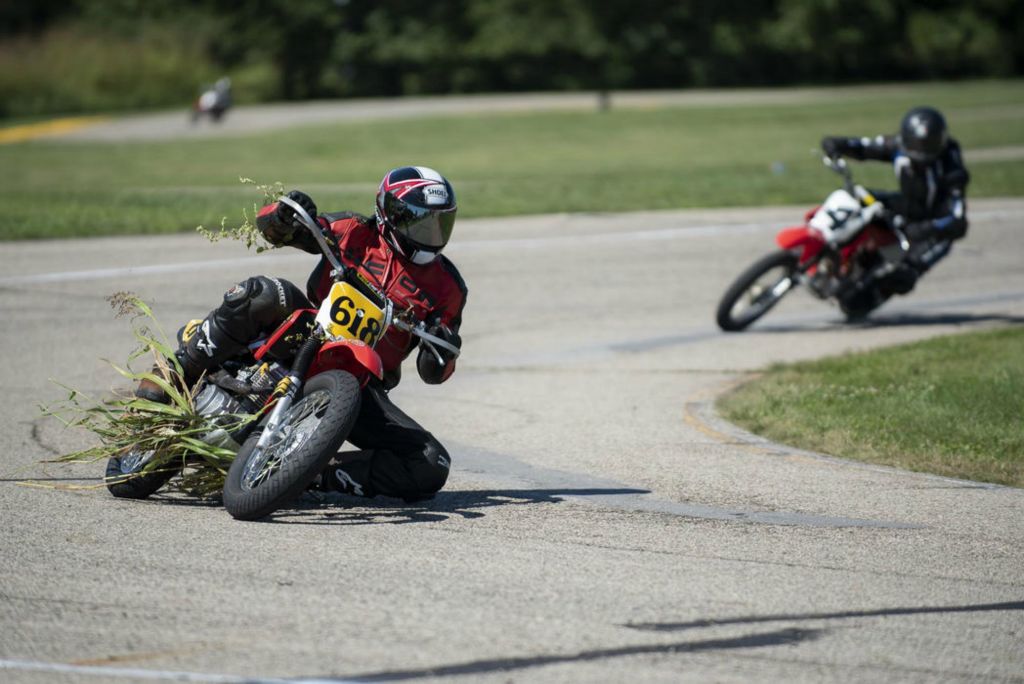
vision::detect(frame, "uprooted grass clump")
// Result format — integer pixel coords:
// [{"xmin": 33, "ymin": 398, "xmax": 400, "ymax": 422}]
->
[
  {"xmin": 40, "ymin": 293, "xmax": 255, "ymax": 497},
  {"xmin": 195, "ymin": 177, "xmax": 281, "ymax": 252}
]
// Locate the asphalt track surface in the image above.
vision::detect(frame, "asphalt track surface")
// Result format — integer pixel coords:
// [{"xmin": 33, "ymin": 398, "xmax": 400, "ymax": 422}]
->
[{"xmin": 1, "ymin": 193, "xmax": 1022, "ymax": 683}]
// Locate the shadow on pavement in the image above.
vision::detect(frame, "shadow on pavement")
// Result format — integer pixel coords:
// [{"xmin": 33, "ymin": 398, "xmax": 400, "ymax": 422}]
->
[
  {"xmin": 320, "ymin": 600, "xmax": 1022, "ymax": 681},
  {"xmin": 337, "ymin": 628, "xmax": 822, "ymax": 681},
  {"xmin": 624, "ymin": 599, "xmax": 1024, "ymax": 632},
  {"xmin": 266, "ymin": 487, "xmax": 651, "ymax": 526},
  {"xmin": 756, "ymin": 311, "xmax": 1024, "ymax": 334},
  {"xmin": 857, "ymin": 311, "xmax": 1024, "ymax": 327}
]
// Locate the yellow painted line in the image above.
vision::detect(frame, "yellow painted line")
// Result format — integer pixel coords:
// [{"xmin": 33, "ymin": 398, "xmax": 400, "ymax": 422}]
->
[
  {"xmin": 0, "ymin": 115, "xmax": 108, "ymax": 144},
  {"xmin": 683, "ymin": 401, "xmax": 752, "ymax": 447},
  {"xmin": 682, "ymin": 376, "xmax": 765, "ymax": 451},
  {"xmin": 682, "ymin": 377, "xmax": 850, "ymax": 467},
  {"xmin": 70, "ymin": 645, "xmax": 214, "ymax": 667}
]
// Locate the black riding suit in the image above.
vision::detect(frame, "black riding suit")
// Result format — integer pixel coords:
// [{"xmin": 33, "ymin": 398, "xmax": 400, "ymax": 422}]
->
[
  {"xmin": 822, "ymin": 134, "xmax": 970, "ymax": 306},
  {"xmin": 175, "ymin": 207, "xmax": 467, "ymax": 502}
]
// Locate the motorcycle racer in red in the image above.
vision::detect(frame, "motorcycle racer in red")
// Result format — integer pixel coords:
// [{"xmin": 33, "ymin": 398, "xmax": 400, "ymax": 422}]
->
[
  {"xmin": 140, "ymin": 166, "xmax": 466, "ymax": 502},
  {"xmin": 820, "ymin": 106, "xmax": 969, "ymax": 314}
]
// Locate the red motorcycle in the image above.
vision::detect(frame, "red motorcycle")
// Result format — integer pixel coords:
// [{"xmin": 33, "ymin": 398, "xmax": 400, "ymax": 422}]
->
[
  {"xmin": 716, "ymin": 157, "xmax": 910, "ymax": 332},
  {"xmin": 105, "ymin": 195, "xmax": 459, "ymax": 520}
]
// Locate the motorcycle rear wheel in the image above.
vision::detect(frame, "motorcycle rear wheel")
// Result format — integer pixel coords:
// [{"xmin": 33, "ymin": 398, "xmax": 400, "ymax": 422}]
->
[
  {"xmin": 223, "ymin": 370, "xmax": 361, "ymax": 521},
  {"xmin": 105, "ymin": 449, "xmax": 180, "ymax": 499},
  {"xmin": 716, "ymin": 250, "xmax": 799, "ymax": 332}
]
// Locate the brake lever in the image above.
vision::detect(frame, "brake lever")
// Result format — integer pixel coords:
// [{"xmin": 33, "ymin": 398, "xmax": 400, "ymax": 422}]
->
[
  {"xmin": 415, "ymin": 326, "xmax": 461, "ymax": 360},
  {"xmin": 892, "ymin": 226, "xmax": 911, "ymax": 253}
]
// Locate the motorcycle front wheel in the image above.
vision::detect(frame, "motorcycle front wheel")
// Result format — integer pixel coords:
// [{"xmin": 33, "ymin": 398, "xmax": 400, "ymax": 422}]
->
[
  {"xmin": 223, "ymin": 370, "xmax": 361, "ymax": 521},
  {"xmin": 716, "ymin": 250, "xmax": 799, "ymax": 332}
]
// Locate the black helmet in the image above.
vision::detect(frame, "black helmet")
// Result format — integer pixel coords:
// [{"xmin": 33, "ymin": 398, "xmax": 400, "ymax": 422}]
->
[
  {"xmin": 899, "ymin": 106, "xmax": 948, "ymax": 164},
  {"xmin": 375, "ymin": 166, "xmax": 457, "ymax": 265}
]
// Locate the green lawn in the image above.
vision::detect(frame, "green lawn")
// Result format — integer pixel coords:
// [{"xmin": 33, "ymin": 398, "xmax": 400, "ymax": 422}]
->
[
  {"xmin": 718, "ymin": 326, "xmax": 1024, "ymax": 487},
  {"xmin": 2, "ymin": 80, "xmax": 1023, "ymax": 240}
]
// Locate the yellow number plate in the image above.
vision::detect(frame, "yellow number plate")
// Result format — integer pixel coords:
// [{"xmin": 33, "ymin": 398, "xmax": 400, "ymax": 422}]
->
[{"xmin": 315, "ymin": 281, "xmax": 386, "ymax": 345}]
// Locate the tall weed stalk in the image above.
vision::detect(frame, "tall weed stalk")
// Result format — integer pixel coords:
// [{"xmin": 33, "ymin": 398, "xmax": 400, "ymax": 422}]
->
[{"xmin": 40, "ymin": 293, "xmax": 255, "ymax": 497}]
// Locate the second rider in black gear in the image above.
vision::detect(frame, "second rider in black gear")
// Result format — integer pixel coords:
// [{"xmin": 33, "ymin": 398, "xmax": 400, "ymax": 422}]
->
[{"xmin": 820, "ymin": 106, "xmax": 969, "ymax": 312}]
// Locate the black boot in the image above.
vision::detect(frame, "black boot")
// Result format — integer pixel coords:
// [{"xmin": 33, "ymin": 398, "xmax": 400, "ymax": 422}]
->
[
  {"xmin": 135, "ymin": 375, "xmax": 174, "ymax": 403},
  {"xmin": 135, "ymin": 317, "xmax": 244, "ymax": 402},
  {"xmin": 177, "ymin": 316, "xmax": 248, "ymax": 385},
  {"xmin": 878, "ymin": 263, "xmax": 918, "ymax": 296},
  {"xmin": 314, "ymin": 451, "xmax": 374, "ymax": 497}
]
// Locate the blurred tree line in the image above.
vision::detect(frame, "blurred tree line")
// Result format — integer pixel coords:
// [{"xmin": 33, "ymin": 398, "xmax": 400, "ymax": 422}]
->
[{"xmin": 2, "ymin": 0, "xmax": 1022, "ymax": 116}]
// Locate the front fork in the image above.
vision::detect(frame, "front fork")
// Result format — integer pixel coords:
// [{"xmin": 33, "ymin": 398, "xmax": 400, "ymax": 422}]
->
[{"xmin": 254, "ymin": 334, "xmax": 322, "ymax": 450}]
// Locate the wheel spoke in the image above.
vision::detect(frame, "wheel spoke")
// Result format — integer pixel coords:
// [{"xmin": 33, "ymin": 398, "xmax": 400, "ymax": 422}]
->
[
  {"xmin": 241, "ymin": 390, "xmax": 331, "ymax": 490},
  {"xmin": 731, "ymin": 266, "xmax": 792, "ymax": 322}
]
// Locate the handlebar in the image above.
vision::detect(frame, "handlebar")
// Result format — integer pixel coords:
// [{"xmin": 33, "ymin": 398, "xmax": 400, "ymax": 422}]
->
[
  {"xmin": 816, "ymin": 159, "xmax": 912, "ymax": 255},
  {"xmin": 823, "ymin": 155, "xmax": 854, "ymax": 194},
  {"xmin": 277, "ymin": 195, "xmax": 347, "ymax": 276},
  {"xmin": 276, "ymin": 194, "xmax": 460, "ymax": 362},
  {"xmin": 400, "ymin": 321, "xmax": 462, "ymax": 360}
]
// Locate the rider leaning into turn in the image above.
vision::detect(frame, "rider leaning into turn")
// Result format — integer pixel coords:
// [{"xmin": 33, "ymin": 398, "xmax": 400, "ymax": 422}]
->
[
  {"xmin": 138, "ymin": 166, "xmax": 467, "ymax": 503},
  {"xmin": 820, "ymin": 105, "xmax": 970, "ymax": 309}
]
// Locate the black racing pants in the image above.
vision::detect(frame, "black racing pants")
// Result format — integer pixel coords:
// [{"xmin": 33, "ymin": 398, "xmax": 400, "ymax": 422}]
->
[
  {"xmin": 202, "ymin": 275, "xmax": 451, "ymax": 502},
  {"xmin": 328, "ymin": 380, "xmax": 451, "ymax": 501}
]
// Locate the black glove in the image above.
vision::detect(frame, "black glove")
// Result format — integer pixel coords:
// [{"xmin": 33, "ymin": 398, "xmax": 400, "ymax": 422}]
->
[
  {"xmin": 425, "ymin": 323, "xmax": 461, "ymax": 361},
  {"xmin": 272, "ymin": 190, "xmax": 318, "ymax": 236},
  {"xmin": 821, "ymin": 136, "xmax": 841, "ymax": 159},
  {"xmin": 417, "ymin": 322, "xmax": 461, "ymax": 384}
]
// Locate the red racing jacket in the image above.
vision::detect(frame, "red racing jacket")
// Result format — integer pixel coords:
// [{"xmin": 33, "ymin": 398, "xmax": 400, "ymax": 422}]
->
[{"xmin": 256, "ymin": 205, "xmax": 467, "ymax": 388}]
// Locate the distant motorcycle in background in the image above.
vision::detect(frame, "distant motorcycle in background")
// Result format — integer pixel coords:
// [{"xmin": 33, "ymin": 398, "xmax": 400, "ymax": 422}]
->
[
  {"xmin": 191, "ymin": 77, "xmax": 232, "ymax": 123},
  {"xmin": 716, "ymin": 157, "xmax": 912, "ymax": 331}
]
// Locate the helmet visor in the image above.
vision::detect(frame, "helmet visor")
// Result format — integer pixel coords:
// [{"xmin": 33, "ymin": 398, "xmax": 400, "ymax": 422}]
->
[
  {"xmin": 904, "ymin": 143, "xmax": 944, "ymax": 164},
  {"xmin": 383, "ymin": 192, "xmax": 456, "ymax": 250}
]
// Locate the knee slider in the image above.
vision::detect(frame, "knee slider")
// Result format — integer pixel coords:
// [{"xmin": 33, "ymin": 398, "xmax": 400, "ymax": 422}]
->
[
  {"xmin": 212, "ymin": 277, "xmax": 268, "ymax": 344},
  {"xmin": 216, "ymin": 276, "xmax": 295, "ymax": 340},
  {"xmin": 420, "ymin": 441, "xmax": 451, "ymax": 493},
  {"xmin": 223, "ymin": 277, "xmax": 262, "ymax": 310}
]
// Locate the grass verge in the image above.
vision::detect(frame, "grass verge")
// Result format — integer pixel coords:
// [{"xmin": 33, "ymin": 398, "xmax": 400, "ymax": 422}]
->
[
  {"xmin": 1, "ymin": 80, "xmax": 1023, "ymax": 240},
  {"xmin": 717, "ymin": 326, "xmax": 1024, "ymax": 487}
]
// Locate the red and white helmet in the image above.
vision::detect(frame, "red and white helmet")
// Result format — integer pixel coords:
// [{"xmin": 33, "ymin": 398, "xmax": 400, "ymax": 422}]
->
[{"xmin": 375, "ymin": 166, "xmax": 457, "ymax": 265}]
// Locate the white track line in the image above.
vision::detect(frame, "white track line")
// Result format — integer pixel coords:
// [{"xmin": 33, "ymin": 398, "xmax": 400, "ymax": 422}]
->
[
  {"xmin": 0, "ymin": 254, "xmax": 307, "ymax": 287},
  {"xmin": 0, "ymin": 208, "xmax": 1014, "ymax": 288},
  {"xmin": 0, "ymin": 222, "xmax": 767, "ymax": 287},
  {"xmin": 0, "ymin": 657, "xmax": 356, "ymax": 683}
]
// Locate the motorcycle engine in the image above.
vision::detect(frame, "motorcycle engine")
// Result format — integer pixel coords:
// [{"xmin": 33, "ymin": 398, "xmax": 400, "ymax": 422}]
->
[
  {"xmin": 192, "ymin": 362, "xmax": 287, "ymax": 451},
  {"xmin": 193, "ymin": 382, "xmax": 249, "ymax": 451},
  {"xmin": 194, "ymin": 382, "xmax": 246, "ymax": 418}
]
